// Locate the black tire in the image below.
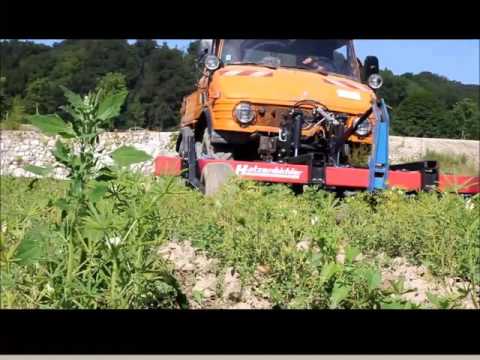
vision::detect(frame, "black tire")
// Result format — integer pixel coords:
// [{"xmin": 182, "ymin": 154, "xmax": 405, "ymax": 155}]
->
[
  {"xmin": 178, "ymin": 127, "xmax": 194, "ymax": 159},
  {"xmin": 196, "ymin": 128, "xmax": 233, "ymax": 160}
]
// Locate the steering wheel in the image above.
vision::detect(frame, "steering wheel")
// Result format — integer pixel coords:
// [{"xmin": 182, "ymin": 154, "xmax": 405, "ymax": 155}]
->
[
  {"xmin": 248, "ymin": 41, "xmax": 289, "ymax": 52},
  {"xmin": 242, "ymin": 41, "xmax": 288, "ymax": 66},
  {"xmin": 306, "ymin": 56, "xmax": 337, "ymax": 72}
]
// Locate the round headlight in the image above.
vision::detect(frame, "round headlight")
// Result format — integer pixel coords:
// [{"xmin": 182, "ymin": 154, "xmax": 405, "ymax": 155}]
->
[
  {"xmin": 205, "ymin": 55, "xmax": 220, "ymax": 71},
  {"xmin": 354, "ymin": 119, "xmax": 372, "ymax": 136},
  {"xmin": 234, "ymin": 102, "xmax": 255, "ymax": 124},
  {"xmin": 368, "ymin": 73, "xmax": 383, "ymax": 89}
]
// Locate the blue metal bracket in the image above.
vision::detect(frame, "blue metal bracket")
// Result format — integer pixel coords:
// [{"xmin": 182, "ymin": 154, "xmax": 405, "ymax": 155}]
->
[{"xmin": 368, "ymin": 99, "xmax": 390, "ymax": 192}]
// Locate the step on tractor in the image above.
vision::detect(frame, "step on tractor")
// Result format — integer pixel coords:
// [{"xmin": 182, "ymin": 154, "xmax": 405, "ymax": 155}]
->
[{"xmin": 155, "ymin": 39, "xmax": 479, "ymax": 196}]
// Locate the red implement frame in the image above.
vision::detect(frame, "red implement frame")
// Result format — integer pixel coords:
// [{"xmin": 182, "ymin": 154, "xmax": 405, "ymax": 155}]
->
[{"xmin": 154, "ymin": 156, "xmax": 479, "ymax": 194}]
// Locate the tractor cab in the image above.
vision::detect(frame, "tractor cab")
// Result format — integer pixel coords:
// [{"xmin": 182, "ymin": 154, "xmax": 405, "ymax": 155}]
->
[{"xmin": 180, "ymin": 39, "xmax": 384, "ymax": 167}]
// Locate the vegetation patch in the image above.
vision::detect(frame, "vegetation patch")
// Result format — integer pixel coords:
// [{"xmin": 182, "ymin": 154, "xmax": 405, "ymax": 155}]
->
[
  {"xmin": 0, "ymin": 86, "xmax": 187, "ymax": 309},
  {"xmin": 423, "ymin": 150, "xmax": 479, "ymax": 176},
  {"xmin": 2, "ymin": 169, "xmax": 479, "ymax": 309}
]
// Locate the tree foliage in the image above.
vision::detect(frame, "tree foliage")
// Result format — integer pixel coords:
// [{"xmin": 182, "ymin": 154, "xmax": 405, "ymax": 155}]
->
[
  {"xmin": 0, "ymin": 40, "xmax": 478, "ymax": 139},
  {"xmin": 445, "ymin": 98, "xmax": 480, "ymax": 139},
  {"xmin": 1, "ymin": 39, "xmax": 199, "ymax": 131},
  {"xmin": 0, "ymin": 96, "xmax": 26, "ymax": 130},
  {"xmin": 379, "ymin": 69, "xmax": 479, "ymax": 139},
  {"xmin": 392, "ymin": 91, "xmax": 445, "ymax": 137}
]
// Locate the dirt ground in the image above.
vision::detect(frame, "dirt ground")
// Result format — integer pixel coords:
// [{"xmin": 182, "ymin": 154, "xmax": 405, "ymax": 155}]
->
[
  {"xmin": 158, "ymin": 241, "xmax": 271, "ymax": 309},
  {"xmin": 158, "ymin": 240, "xmax": 479, "ymax": 309},
  {"xmin": 376, "ymin": 254, "xmax": 478, "ymax": 309}
]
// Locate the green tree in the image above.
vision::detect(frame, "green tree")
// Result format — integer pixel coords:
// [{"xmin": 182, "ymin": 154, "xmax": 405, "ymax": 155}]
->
[
  {"xmin": 131, "ymin": 43, "xmax": 197, "ymax": 130},
  {"xmin": 122, "ymin": 95, "xmax": 145, "ymax": 129},
  {"xmin": 1, "ymin": 96, "xmax": 26, "ymax": 130},
  {"xmin": 378, "ymin": 69, "xmax": 409, "ymax": 107},
  {"xmin": 96, "ymin": 72, "xmax": 128, "ymax": 99},
  {"xmin": 392, "ymin": 91, "xmax": 446, "ymax": 138},
  {"xmin": 95, "ymin": 72, "xmax": 129, "ymax": 129},
  {"xmin": 0, "ymin": 40, "xmax": 51, "ymax": 96},
  {"xmin": 445, "ymin": 98, "xmax": 480, "ymax": 140},
  {"xmin": 24, "ymin": 77, "xmax": 59, "ymax": 114},
  {"xmin": 0, "ymin": 76, "xmax": 8, "ymax": 118}
]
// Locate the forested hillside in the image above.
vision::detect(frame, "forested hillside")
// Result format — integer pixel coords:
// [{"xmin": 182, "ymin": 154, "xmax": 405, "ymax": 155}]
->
[
  {"xmin": 0, "ymin": 39, "xmax": 200, "ymax": 131},
  {"xmin": 378, "ymin": 70, "xmax": 479, "ymax": 139},
  {"xmin": 1, "ymin": 39, "xmax": 478, "ymax": 139}
]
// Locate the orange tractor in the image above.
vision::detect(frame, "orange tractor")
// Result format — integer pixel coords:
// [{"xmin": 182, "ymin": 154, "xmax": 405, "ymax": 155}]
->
[
  {"xmin": 156, "ymin": 39, "xmax": 479, "ymax": 196},
  {"xmin": 178, "ymin": 39, "xmax": 377, "ymax": 165}
]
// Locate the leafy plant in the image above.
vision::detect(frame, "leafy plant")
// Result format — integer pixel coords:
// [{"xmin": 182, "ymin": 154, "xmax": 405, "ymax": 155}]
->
[
  {"xmin": 0, "ymin": 86, "xmax": 188, "ymax": 309},
  {"xmin": 426, "ymin": 292, "xmax": 463, "ymax": 309},
  {"xmin": 2, "ymin": 152, "xmax": 478, "ymax": 309}
]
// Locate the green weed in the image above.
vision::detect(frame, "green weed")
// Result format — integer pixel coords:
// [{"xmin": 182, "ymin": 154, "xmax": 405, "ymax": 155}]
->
[
  {"xmin": 1, "ymin": 85, "xmax": 185, "ymax": 309},
  {"xmin": 425, "ymin": 150, "xmax": 479, "ymax": 176},
  {"xmin": 339, "ymin": 190, "xmax": 480, "ymax": 284},
  {"xmin": 2, "ymin": 133, "xmax": 478, "ymax": 309}
]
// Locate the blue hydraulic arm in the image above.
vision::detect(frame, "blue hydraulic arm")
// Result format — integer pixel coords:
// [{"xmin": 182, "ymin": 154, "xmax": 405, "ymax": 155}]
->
[{"xmin": 368, "ymin": 99, "xmax": 390, "ymax": 192}]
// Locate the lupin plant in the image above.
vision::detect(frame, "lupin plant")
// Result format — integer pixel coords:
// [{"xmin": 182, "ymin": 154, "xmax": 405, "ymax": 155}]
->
[
  {"xmin": 25, "ymin": 86, "xmax": 150, "ymax": 214},
  {"xmin": 22, "ymin": 86, "xmax": 154, "ymax": 306}
]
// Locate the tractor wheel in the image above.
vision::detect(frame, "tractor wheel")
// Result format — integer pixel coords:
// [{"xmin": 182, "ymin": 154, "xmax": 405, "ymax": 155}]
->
[
  {"xmin": 196, "ymin": 128, "xmax": 233, "ymax": 160},
  {"xmin": 201, "ymin": 163, "xmax": 235, "ymax": 196},
  {"xmin": 178, "ymin": 127, "xmax": 194, "ymax": 160}
]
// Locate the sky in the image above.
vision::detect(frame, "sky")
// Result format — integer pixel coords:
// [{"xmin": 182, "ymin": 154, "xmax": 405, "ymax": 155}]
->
[{"xmin": 27, "ymin": 39, "xmax": 480, "ymax": 85}]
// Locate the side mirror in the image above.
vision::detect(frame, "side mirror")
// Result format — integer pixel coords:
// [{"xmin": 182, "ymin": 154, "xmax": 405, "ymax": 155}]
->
[
  {"xmin": 364, "ymin": 56, "xmax": 379, "ymax": 79},
  {"xmin": 197, "ymin": 39, "xmax": 213, "ymax": 60},
  {"xmin": 363, "ymin": 56, "xmax": 383, "ymax": 90},
  {"xmin": 357, "ymin": 57, "xmax": 363, "ymax": 76}
]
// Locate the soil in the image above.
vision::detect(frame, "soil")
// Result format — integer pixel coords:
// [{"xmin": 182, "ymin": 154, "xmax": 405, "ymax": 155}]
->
[
  {"xmin": 157, "ymin": 240, "xmax": 271, "ymax": 309},
  {"xmin": 158, "ymin": 240, "xmax": 479, "ymax": 309},
  {"xmin": 376, "ymin": 254, "xmax": 479, "ymax": 309}
]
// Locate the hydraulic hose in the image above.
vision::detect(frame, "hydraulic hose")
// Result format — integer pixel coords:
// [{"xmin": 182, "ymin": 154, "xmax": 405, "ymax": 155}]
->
[
  {"xmin": 293, "ymin": 112, "xmax": 303, "ymax": 157},
  {"xmin": 343, "ymin": 107, "xmax": 373, "ymax": 141}
]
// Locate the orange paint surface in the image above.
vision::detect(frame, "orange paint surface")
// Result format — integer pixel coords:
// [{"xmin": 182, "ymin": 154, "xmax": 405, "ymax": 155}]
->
[{"xmin": 181, "ymin": 39, "xmax": 376, "ymax": 144}]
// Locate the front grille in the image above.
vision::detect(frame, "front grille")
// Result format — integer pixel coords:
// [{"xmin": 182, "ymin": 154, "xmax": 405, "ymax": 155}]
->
[{"xmin": 254, "ymin": 105, "xmax": 314, "ymax": 127}]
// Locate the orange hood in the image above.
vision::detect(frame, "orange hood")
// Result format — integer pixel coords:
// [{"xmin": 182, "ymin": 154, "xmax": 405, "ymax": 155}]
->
[{"xmin": 211, "ymin": 65, "xmax": 374, "ymax": 114}]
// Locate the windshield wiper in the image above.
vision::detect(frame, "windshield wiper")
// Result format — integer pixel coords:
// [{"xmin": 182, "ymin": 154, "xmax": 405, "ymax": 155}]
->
[{"xmin": 228, "ymin": 62, "xmax": 279, "ymax": 70}]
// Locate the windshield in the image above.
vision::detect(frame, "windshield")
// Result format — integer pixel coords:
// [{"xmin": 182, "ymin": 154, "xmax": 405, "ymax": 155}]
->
[{"xmin": 220, "ymin": 39, "xmax": 360, "ymax": 79}]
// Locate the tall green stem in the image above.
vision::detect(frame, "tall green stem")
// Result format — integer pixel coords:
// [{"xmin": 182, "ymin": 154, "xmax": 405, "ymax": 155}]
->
[
  {"xmin": 110, "ymin": 253, "xmax": 118, "ymax": 308},
  {"xmin": 65, "ymin": 234, "xmax": 75, "ymax": 304}
]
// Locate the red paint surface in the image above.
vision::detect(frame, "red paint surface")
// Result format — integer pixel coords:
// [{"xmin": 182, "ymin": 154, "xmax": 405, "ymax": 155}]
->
[
  {"xmin": 388, "ymin": 171, "xmax": 422, "ymax": 191},
  {"xmin": 439, "ymin": 174, "xmax": 480, "ymax": 194},
  {"xmin": 154, "ymin": 156, "xmax": 182, "ymax": 176},
  {"xmin": 154, "ymin": 156, "xmax": 479, "ymax": 194},
  {"xmin": 198, "ymin": 159, "xmax": 310, "ymax": 184},
  {"xmin": 325, "ymin": 167, "xmax": 369, "ymax": 188}
]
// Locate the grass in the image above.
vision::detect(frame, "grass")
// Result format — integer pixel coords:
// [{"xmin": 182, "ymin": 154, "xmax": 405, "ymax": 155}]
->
[
  {"xmin": 2, "ymin": 87, "xmax": 189, "ymax": 310},
  {"xmin": 1, "ymin": 118, "xmax": 21, "ymax": 130},
  {"xmin": 158, "ymin": 179, "xmax": 479, "ymax": 308},
  {"xmin": 0, "ymin": 175, "xmax": 187, "ymax": 309},
  {"xmin": 423, "ymin": 150, "xmax": 478, "ymax": 176},
  {"xmin": 1, "ymin": 175, "xmax": 478, "ymax": 309}
]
